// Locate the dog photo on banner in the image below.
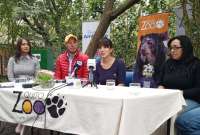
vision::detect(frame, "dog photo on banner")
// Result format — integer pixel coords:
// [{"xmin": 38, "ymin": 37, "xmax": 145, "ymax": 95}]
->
[{"xmin": 133, "ymin": 13, "xmax": 169, "ymax": 88}]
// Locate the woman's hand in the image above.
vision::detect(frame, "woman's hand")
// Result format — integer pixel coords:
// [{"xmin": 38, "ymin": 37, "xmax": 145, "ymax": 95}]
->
[
  {"xmin": 117, "ymin": 83, "xmax": 124, "ymax": 86},
  {"xmin": 158, "ymin": 85, "xmax": 165, "ymax": 89}
]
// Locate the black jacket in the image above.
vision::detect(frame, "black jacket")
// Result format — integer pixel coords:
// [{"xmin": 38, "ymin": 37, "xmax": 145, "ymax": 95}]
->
[
  {"xmin": 158, "ymin": 58, "xmax": 200, "ymax": 103},
  {"xmin": 158, "ymin": 35, "xmax": 200, "ymax": 103}
]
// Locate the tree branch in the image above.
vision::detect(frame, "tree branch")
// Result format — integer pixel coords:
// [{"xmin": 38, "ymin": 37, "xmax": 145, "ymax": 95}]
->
[
  {"xmin": 22, "ymin": 15, "xmax": 43, "ymax": 35},
  {"xmin": 104, "ymin": 0, "xmax": 115, "ymax": 12},
  {"xmin": 110, "ymin": 0, "xmax": 140, "ymax": 20},
  {"xmin": 45, "ymin": 0, "xmax": 55, "ymax": 16},
  {"xmin": 33, "ymin": 17, "xmax": 46, "ymax": 34},
  {"xmin": 48, "ymin": 0, "xmax": 70, "ymax": 39},
  {"xmin": 50, "ymin": 0, "xmax": 58, "ymax": 12}
]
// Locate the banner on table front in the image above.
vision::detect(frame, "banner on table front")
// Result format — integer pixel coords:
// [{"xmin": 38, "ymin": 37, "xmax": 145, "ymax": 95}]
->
[
  {"xmin": 0, "ymin": 85, "xmax": 122, "ymax": 135},
  {"xmin": 82, "ymin": 21, "xmax": 110, "ymax": 53}
]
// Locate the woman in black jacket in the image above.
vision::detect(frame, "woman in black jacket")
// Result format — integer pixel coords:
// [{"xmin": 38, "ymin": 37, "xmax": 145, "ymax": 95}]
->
[{"xmin": 158, "ymin": 35, "xmax": 200, "ymax": 135}]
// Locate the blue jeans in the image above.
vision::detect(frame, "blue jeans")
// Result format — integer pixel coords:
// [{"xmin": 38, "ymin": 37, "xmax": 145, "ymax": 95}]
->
[{"xmin": 175, "ymin": 99, "xmax": 200, "ymax": 135}]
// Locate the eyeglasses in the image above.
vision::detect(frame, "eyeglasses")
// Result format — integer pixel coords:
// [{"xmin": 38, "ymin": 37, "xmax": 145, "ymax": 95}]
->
[{"xmin": 169, "ymin": 46, "xmax": 182, "ymax": 51}]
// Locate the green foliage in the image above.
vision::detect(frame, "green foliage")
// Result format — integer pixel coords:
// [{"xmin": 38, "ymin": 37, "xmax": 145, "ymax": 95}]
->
[
  {"xmin": 36, "ymin": 73, "xmax": 52, "ymax": 82},
  {"xmin": 35, "ymin": 70, "xmax": 54, "ymax": 88},
  {"xmin": 0, "ymin": 0, "xmax": 24, "ymax": 46},
  {"xmin": 0, "ymin": 75, "xmax": 8, "ymax": 82},
  {"xmin": 1, "ymin": 0, "xmax": 191, "ymax": 69},
  {"xmin": 110, "ymin": 0, "xmax": 178, "ymax": 68},
  {"xmin": 111, "ymin": 7, "xmax": 139, "ymax": 68},
  {"xmin": 182, "ymin": 0, "xmax": 200, "ymax": 58}
]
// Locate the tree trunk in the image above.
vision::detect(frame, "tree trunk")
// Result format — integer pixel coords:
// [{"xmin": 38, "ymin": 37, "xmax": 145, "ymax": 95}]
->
[
  {"xmin": 85, "ymin": 0, "xmax": 140, "ymax": 58},
  {"xmin": 182, "ymin": 0, "xmax": 200, "ymax": 57},
  {"xmin": 85, "ymin": 13, "xmax": 111, "ymax": 58}
]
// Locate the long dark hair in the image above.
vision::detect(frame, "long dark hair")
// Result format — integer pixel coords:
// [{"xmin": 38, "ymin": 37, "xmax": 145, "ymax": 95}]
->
[
  {"xmin": 14, "ymin": 38, "xmax": 32, "ymax": 62},
  {"xmin": 167, "ymin": 35, "xmax": 194, "ymax": 63},
  {"xmin": 134, "ymin": 33, "xmax": 167, "ymax": 83}
]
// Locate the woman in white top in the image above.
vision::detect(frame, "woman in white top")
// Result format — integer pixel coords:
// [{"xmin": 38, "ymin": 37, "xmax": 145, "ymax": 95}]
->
[
  {"xmin": 7, "ymin": 38, "xmax": 40, "ymax": 81},
  {"xmin": 7, "ymin": 38, "xmax": 40, "ymax": 134}
]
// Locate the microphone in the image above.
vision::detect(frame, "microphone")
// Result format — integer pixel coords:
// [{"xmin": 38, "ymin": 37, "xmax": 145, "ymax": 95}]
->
[
  {"xmin": 82, "ymin": 59, "xmax": 97, "ymax": 88},
  {"xmin": 87, "ymin": 59, "xmax": 96, "ymax": 70},
  {"xmin": 70, "ymin": 61, "xmax": 83, "ymax": 78},
  {"xmin": 22, "ymin": 83, "xmax": 39, "ymax": 88},
  {"xmin": 87, "ymin": 59, "xmax": 96, "ymax": 82}
]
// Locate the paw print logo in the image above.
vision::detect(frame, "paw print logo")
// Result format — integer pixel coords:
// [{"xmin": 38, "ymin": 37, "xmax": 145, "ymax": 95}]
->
[{"xmin": 45, "ymin": 96, "xmax": 67, "ymax": 118}]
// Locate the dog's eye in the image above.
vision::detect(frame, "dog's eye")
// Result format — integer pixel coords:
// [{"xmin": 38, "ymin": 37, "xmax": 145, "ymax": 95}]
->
[{"xmin": 147, "ymin": 41, "xmax": 153, "ymax": 45}]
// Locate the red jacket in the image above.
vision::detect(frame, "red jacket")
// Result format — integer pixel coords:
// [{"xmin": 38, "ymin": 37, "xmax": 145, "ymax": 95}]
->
[{"xmin": 54, "ymin": 50, "xmax": 88, "ymax": 80}]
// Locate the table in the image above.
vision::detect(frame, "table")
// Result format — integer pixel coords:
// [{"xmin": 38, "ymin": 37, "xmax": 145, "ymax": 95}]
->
[{"xmin": 0, "ymin": 82, "xmax": 186, "ymax": 135}]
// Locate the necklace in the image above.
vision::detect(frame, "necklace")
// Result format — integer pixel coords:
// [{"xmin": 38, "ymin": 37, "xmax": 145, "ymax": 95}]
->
[{"xmin": 101, "ymin": 57, "xmax": 115, "ymax": 69}]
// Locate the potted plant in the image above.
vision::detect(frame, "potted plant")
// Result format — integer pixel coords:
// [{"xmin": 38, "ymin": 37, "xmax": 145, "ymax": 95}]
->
[{"xmin": 35, "ymin": 70, "xmax": 54, "ymax": 89}]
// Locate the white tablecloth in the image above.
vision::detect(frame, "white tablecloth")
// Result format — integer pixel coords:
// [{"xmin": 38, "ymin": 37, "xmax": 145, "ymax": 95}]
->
[{"xmin": 0, "ymin": 82, "xmax": 185, "ymax": 135}]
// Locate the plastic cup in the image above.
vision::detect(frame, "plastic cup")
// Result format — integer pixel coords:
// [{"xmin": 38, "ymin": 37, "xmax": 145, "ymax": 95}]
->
[
  {"xmin": 143, "ymin": 81, "xmax": 151, "ymax": 88},
  {"xmin": 72, "ymin": 79, "xmax": 81, "ymax": 88},
  {"xmin": 106, "ymin": 79, "xmax": 116, "ymax": 86},
  {"xmin": 129, "ymin": 83, "xmax": 141, "ymax": 88}
]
